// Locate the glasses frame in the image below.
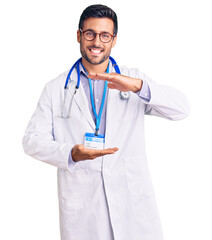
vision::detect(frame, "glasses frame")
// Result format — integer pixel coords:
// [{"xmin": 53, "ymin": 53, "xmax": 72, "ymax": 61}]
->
[{"xmin": 80, "ymin": 29, "xmax": 115, "ymax": 43}]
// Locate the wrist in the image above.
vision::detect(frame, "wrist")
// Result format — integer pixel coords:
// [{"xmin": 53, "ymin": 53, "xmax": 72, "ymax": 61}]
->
[
  {"xmin": 132, "ymin": 79, "xmax": 143, "ymax": 93},
  {"xmin": 71, "ymin": 147, "xmax": 77, "ymax": 162}
]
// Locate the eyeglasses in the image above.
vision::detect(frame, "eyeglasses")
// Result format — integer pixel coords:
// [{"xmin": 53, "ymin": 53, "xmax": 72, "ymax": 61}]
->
[{"xmin": 80, "ymin": 29, "xmax": 115, "ymax": 43}]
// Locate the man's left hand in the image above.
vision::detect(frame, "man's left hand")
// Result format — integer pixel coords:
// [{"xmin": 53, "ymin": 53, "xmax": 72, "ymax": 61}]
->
[{"xmin": 88, "ymin": 72, "xmax": 143, "ymax": 93}]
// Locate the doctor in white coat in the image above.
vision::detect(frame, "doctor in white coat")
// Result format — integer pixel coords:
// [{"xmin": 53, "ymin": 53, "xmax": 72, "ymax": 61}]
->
[{"xmin": 23, "ymin": 4, "xmax": 190, "ymax": 240}]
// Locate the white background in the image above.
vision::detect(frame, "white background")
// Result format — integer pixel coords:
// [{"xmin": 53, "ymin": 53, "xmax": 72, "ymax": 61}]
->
[{"xmin": 0, "ymin": 0, "xmax": 211, "ymax": 239}]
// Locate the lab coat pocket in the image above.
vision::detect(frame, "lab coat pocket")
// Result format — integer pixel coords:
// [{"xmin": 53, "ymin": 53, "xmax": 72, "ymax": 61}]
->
[
  {"xmin": 123, "ymin": 157, "xmax": 154, "ymax": 198},
  {"xmin": 58, "ymin": 167, "xmax": 91, "ymax": 212}
]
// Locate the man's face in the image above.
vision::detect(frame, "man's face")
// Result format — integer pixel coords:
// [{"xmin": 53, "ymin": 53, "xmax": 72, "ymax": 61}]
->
[{"xmin": 77, "ymin": 17, "xmax": 117, "ymax": 65}]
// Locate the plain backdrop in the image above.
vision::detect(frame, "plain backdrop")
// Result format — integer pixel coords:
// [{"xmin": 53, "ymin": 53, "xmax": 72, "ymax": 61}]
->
[{"xmin": 0, "ymin": 0, "xmax": 211, "ymax": 239}]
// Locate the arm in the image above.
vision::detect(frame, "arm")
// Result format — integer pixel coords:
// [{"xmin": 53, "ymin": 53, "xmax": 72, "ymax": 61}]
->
[
  {"xmin": 22, "ymin": 84, "xmax": 74, "ymax": 169},
  {"xmin": 88, "ymin": 72, "xmax": 190, "ymax": 120},
  {"xmin": 140, "ymin": 73, "xmax": 190, "ymax": 120},
  {"xmin": 23, "ymin": 84, "xmax": 118, "ymax": 169}
]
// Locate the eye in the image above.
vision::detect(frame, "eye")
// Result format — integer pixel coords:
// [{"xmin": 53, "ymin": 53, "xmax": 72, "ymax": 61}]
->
[
  {"xmin": 102, "ymin": 34, "xmax": 110, "ymax": 39},
  {"xmin": 85, "ymin": 31, "xmax": 94, "ymax": 37}
]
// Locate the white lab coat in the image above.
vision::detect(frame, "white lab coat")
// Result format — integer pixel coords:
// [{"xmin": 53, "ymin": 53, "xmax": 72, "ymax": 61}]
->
[{"xmin": 22, "ymin": 65, "xmax": 190, "ymax": 240}]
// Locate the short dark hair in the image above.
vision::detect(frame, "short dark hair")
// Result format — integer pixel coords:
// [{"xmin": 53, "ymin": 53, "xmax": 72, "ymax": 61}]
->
[{"xmin": 79, "ymin": 4, "xmax": 118, "ymax": 36}]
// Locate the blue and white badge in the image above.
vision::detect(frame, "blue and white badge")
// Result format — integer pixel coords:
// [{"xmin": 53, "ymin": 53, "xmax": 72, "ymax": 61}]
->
[{"xmin": 84, "ymin": 133, "xmax": 105, "ymax": 150}]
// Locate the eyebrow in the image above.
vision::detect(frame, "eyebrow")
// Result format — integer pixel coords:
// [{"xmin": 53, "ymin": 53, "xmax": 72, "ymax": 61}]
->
[{"xmin": 83, "ymin": 29, "xmax": 111, "ymax": 34}]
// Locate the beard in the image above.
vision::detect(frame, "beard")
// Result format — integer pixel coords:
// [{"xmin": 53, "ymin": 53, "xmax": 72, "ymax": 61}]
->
[{"xmin": 80, "ymin": 41, "xmax": 112, "ymax": 65}]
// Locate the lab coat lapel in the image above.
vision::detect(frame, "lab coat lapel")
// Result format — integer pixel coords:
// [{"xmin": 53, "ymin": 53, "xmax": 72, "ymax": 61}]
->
[{"xmin": 72, "ymin": 70, "xmax": 96, "ymax": 131}]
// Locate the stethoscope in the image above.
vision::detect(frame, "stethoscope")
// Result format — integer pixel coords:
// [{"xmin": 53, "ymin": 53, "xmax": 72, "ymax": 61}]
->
[{"xmin": 59, "ymin": 56, "xmax": 130, "ymax": 119}]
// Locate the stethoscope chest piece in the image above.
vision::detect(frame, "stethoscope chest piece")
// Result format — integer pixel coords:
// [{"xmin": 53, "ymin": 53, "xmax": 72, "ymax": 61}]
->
[{"xmin": 120, "ymin": 91, "xmax": 130, "ymax": 100}]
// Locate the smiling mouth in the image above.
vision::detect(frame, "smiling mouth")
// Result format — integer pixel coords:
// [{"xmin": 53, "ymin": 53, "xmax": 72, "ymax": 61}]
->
[{"xmin": 89, "ymin": 48, "xmax": 103, "ymax": 54}]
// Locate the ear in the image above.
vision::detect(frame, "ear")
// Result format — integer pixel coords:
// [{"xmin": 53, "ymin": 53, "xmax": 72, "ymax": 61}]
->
[
  {"xmin": 77, "ymin": 30, "xmax": 81, "ymax": 43},
  {"xmin": 112, "ymin": 35, "xmax": 117, "ymax": 48}
]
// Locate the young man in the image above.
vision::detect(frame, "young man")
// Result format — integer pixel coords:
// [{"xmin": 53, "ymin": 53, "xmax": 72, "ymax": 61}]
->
[{"xmin": 23, "ymin": 4, "xmax": 190, "ymax": 240}]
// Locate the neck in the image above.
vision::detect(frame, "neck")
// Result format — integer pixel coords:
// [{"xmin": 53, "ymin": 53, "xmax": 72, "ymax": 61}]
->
[{"xmin": 81, "ymin": 57, "xmax": 109, "ymax": 74}]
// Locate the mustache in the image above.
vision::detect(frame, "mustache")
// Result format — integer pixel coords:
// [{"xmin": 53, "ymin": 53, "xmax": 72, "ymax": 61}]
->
[{"xmin": 88, "ymin": 45, "xmax": 104, "ymax": 50}]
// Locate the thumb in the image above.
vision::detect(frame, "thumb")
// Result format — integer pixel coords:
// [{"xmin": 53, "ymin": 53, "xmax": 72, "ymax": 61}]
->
[{"xmin": 107, "ymin": 83, "xmax": 117, "ymax": 89}]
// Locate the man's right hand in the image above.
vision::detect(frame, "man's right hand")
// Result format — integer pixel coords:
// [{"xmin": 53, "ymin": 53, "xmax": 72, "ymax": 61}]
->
[{"xmin": 71, "ymin": 144, "xmax": 119, "ymax": 162}]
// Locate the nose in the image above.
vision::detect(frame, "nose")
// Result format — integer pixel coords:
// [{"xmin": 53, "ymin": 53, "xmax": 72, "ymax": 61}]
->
[{"xmin": 92, "ymin": 33, "xmax": 101, "ymax": 46}]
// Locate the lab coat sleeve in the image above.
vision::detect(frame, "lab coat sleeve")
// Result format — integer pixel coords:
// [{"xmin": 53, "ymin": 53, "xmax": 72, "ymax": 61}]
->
[
  {"xmin": 138, "ymin": 72, "xmax": 190, "ymax": 120},
  {"xmin": 136, "ymin": 80, "xmax": 151, "ymax": 102},
  {"xmin": 22, "ymin": 84, "xmax": 73, "ymax": 170}
]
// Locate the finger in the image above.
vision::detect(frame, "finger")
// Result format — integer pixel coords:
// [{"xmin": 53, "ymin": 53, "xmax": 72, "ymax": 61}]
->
[
  {"xmin": 90, "ymin": 147, "xmax": 119, "ymax": 158},
  {"xmin": 88, "ymin": 72, "xmax": 109, "ymax": 80},
  {"xmin": 102, "ymin": 147, "xmax": 119, "ymax": 154},
  {"xmin": 107, "ymin": 83, "xmax": 117, "ymax": 89},
  {"xmin": 88, "ymin": 72, "xmax": 116, "ymax": 82}
]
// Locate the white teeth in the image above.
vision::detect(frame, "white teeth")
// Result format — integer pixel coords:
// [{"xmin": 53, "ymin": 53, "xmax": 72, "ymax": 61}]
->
[{"xmin": 91, "ymin": 49, "xmax": 101, "ymax": 53}]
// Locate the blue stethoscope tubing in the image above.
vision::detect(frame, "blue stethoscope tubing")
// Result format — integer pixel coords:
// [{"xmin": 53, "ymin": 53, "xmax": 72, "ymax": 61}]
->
[
  {"xmin": 64, "ymin": 56, "xmax": 120, "ymax": 89},
  {"xmin": 60, "ymin": 56, "xmax": 125, "ymax": 119}
]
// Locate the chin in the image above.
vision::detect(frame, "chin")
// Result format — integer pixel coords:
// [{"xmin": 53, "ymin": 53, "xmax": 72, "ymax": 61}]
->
[{"xmin": 86, "ymin": 56, "xmax": 108, "ymax": 65}]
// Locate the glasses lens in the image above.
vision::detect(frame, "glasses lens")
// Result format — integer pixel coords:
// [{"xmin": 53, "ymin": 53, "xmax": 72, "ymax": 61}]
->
[
  {"xmin": 100, "ymin": 33, "xmax": 112, "ymax": 43},
  {"xmin": 82, "ymin": 30, "xmax": 113, "ymax": 43},
  {"xmin": 83, "ymin": 31, "xmax": 95, "ymax": 41}
]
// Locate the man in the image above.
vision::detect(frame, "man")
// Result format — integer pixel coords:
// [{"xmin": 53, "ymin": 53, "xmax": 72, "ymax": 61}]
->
[{"xmin": 23, "ymin": 4, "xmax": 190, "ymax": 240}]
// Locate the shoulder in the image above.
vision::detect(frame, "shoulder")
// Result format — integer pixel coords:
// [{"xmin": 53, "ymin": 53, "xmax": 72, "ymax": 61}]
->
[
  {"xmin": 47, "ymin": 70, "xmax": 69, "ymax": 88},
  {"xmin": 120, "ymin": 66, "xmax": 153, "ymax": 83},
  {"xmin": 42, "ymin": 70, "xmax": 71, "ymax": 94},
  {"xmin": 120, "ymin": 66, "xmax": 146, "ymax": 79}
]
